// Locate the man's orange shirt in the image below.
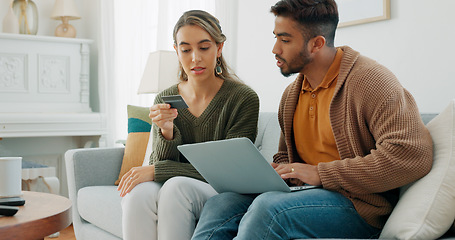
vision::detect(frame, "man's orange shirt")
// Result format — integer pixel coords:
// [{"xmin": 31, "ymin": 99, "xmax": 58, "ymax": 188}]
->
[{"xmin": 293, "ymin": 48, "xmax": 343, "ymax": 165}]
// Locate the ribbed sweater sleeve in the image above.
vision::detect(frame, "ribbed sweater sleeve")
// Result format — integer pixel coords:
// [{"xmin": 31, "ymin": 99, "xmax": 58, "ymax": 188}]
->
[
  {"xmin": 224, "ymin": 86, "xmax": 259, "ymax": 142},
  {"xmin": 150, "ymin": 80, "xmax": 259, "ymax": 183},
  {"xmin": 318, "ymin": 49, "xmax": 433, "ymax": 195},
  {"xmin": 151, "ymin": 123, "xmax": 183, "ymax": 163}
]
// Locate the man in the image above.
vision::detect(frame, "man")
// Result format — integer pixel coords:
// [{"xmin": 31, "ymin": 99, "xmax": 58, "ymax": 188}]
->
[{"xmin": 191, "ymin": 0, "xmax": 434, "ymax": 239}]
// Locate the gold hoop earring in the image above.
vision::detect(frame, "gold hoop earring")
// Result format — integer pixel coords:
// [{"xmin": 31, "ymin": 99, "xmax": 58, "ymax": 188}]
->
[{"xmin": 215, "ymin": 58, "xmax": 222, "ymax": 75}]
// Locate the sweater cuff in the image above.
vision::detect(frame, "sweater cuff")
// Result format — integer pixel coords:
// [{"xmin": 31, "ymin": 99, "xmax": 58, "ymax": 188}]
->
[
  {"xmin": 273, "ymin": 152, "xmax": 290, "ymax": 164},
  {"xmin": 150, "ymin": 126, "xmax": 182, "ymax": 165},
  {"xmin": 317, "ymin": 162, "xmax": 340, "ymax": 190},
  {"xmin": 153, "ymin": 160, "xmax": 205, "ymax": 183},
  {"xmin": 153, "ymin": 160, "xmax": 176, "ymax": 182}
]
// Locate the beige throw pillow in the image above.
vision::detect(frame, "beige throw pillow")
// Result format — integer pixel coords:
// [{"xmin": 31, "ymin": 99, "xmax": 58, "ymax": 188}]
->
[
  {"xmin": 114, "ymin": 105, "xmax": 152, "ymax": 185},
  {"xmin": 380, "ymin": 99, "xmax": 455, "ymax": 239}
]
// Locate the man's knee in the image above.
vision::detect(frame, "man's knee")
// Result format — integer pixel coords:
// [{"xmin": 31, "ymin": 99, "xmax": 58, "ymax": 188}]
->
[
  {"xmin": 248, "ymin": 192, "xmax": 283, "ymax": 211},
  {"xmin": 204, "ymin": 192, "xmax": 239, "ymax": 211},
  {"xmin": 203, "ymin": 192, "xmax": 255, "ymax": 217}
]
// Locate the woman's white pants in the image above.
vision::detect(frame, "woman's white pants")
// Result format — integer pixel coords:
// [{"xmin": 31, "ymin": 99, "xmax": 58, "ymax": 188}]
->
[{"xmin": 121, "ymin": 176, "xmax": 217, "ymax": 240}]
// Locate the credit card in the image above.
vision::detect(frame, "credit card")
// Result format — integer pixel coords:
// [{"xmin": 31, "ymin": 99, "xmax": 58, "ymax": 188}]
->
[{"xmin": 161, "ymin": 95, "xmax": 189, "ymax": 109}]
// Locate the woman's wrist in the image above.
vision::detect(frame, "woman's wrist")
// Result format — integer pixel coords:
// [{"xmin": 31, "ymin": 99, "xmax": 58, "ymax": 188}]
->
[{"xmin": 161, "ymin": 128, "xmax": 174, "ymax": 140}]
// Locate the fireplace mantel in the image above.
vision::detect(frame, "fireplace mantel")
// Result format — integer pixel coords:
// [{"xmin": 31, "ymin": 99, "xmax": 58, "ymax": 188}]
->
[
  {"xmin": 0, "ymin": 33, "xmax": 93, "ymax": 113},
  {"xmin": 0, "ymin": 33, "xmax": 106, "ymax": 141},
  {"xmin": 0, "ymin": 112, "xmax": 106, "ymax": 138}
]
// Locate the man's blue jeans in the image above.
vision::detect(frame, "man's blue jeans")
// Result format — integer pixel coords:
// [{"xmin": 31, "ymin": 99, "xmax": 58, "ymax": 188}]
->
[{"xmin": 192, "ymin": 189, "xmax": 381, "ymax": 240}]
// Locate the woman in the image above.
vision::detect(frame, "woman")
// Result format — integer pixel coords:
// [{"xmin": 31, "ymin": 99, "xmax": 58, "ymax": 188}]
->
[{"xmin": 117, "ymin": 10, "xmax": 259, "ymax": 240}]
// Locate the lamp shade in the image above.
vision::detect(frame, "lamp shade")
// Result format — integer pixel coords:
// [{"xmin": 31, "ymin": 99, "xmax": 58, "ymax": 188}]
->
[
  {"xmin": 138, "ymin": 51, "xmax": 179, "ymax": 94},
  {"xmin": 51, "ymin": 0, "xmax": 81, "ymax": 20}
]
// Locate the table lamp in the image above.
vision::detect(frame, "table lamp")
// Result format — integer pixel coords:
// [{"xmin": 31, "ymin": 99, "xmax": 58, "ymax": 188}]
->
[
  {"xmin": 50, "ymin": 0, "xmax": 80, "ymax": 38},
  {"xmin": 137, "ymin": 51, "xmax": 179, "ymax": 94}
]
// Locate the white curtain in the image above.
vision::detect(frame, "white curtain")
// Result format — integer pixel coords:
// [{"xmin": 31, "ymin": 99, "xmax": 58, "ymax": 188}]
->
[
  {"xmin": 99, "ymin": 0, "xmax": 241, "ymax": 146},
  {"xmin": 97, "ymin": 0, "xmax": 115, "ymax": 147}
]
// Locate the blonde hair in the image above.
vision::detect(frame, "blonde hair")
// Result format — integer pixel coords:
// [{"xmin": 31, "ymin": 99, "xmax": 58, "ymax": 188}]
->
[{"xmin": 173, "ymin": 10, "xmax": 240, "ymax": 82}]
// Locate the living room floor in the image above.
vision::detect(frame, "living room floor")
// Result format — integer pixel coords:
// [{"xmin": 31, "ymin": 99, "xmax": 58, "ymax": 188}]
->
[{"xmin": 44, "ymin": 225, "xmax": 75, "ymax": 240}]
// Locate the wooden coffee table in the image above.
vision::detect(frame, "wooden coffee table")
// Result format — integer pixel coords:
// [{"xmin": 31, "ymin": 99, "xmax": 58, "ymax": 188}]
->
[{"xmin": 0, "ymin": 191, "xmax": 72, "ymax": 240}]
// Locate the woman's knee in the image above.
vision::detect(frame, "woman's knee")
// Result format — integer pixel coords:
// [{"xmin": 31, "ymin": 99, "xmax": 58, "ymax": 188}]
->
[
  {"xmin": 121, "ymin": 181, "xmax": 161, "ymax": 212},
  {"xmin": 159, "ymin": 176, "xmax": 191, "ymax": 195},
  {"xmin": 158, "ymin": 176, "xmax": 216, "ymax": 202}
]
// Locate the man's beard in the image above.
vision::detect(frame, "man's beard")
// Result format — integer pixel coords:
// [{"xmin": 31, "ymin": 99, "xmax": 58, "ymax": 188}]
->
[{"xmin": 278, "ymin": 47, "xmax": 312, "ymax": 77}]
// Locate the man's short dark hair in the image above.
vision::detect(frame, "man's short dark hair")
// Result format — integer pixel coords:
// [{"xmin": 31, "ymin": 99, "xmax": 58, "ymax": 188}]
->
[{"xmin": 271, "ymin": 0, "xmax": 339, "ymax": 47}]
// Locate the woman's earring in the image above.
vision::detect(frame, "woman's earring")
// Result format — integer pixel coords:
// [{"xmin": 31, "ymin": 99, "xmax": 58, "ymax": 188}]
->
[{"xmin": 215, "ymin": 58, "xmax": 222, "ymax": 75}]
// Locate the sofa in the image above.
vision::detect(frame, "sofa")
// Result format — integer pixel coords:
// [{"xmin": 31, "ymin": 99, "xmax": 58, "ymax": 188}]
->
[
  {"xmin": 66, "ymin": 108, "xmax": 455, "ymax": 240},
  {"xmin": 65, "ymin": 112, "xmax": 280, "ymax": 239}
]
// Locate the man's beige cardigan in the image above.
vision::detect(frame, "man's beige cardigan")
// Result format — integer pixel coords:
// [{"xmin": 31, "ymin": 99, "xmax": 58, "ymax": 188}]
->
[{"xmin": 273, "ymin": 46, "xmax": 434, "ymax": 229}]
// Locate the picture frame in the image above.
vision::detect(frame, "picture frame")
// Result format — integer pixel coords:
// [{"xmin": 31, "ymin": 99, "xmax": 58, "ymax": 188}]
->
[{"xmin": 337, "ymin": 0, "xmax": 391, "ymax": 28}]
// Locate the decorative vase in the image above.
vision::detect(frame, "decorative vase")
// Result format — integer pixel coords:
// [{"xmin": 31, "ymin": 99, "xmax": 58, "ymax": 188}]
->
[
  {"xmin": 2, "ymin": 3, "xmax": 19, "ymax": 34},
  {"xmin": 12, "ymin": 0, "xmax": 38, "ymax": 35}
]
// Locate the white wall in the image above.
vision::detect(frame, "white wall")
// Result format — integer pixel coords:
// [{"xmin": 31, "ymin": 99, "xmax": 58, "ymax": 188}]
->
[
  {"xmin": 235, "ymin": 0, "xmax": 293, "ymax": 113},
  {"xmin": 235, "ymin": 0, "xmax": 455, "ymax": 113}
]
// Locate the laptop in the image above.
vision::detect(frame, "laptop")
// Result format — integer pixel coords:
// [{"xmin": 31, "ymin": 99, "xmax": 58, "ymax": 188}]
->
[{"xmin": 177, "ymin": 137, "xmax": 321, "ymax": 194}]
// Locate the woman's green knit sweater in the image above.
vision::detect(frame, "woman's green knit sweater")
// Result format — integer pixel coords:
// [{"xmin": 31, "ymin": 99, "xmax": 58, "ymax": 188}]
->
[{"xmin": 150, "ymin": 79, "xmax": 259, "ymax": 183}]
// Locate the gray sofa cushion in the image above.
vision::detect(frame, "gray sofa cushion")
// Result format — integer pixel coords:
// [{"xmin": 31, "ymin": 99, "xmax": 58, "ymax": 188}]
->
[
  {"xmin": 421, "ymin": 113, "xmax": 438, "ymax": 125},
  {"xmin": 78, "ymin": 186, "xmax": 123, "ymax": 238},
  {"xmin": 255, "ymin": 112, "xmax": 280, "ymax": 163}
]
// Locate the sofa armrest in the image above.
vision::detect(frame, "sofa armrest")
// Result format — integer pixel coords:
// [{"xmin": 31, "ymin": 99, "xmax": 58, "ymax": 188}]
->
[
  {"xmin": 65, "ymin": 147, "xmax": 124, "ymax": 194},
  {"xmin": 65, "ymin": 147, "xmax": 125, "ymax": 238}
]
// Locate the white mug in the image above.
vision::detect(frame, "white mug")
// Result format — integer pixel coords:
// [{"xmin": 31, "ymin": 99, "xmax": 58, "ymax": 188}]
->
[{"xmin": 0, "ymin": 157, "xmax": 22, "ymax": 197}]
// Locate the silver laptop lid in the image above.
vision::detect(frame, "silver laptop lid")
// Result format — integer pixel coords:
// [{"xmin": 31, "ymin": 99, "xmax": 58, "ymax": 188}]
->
[{"xmin": 177, "ymin": 137, "xmax": 291, "ymax": 194}]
